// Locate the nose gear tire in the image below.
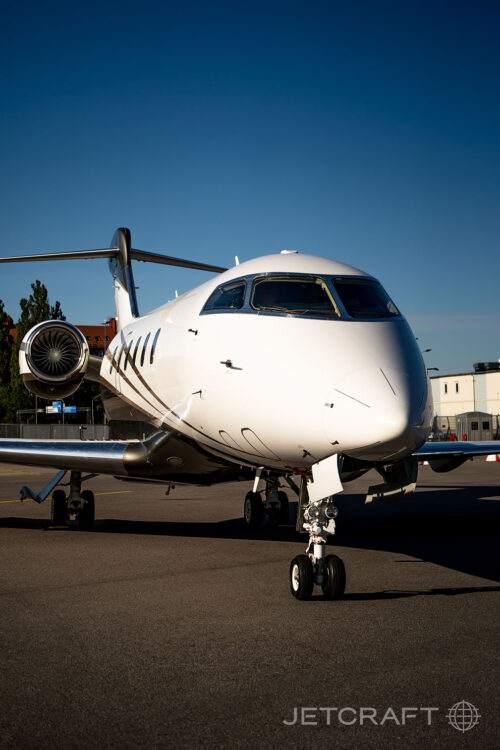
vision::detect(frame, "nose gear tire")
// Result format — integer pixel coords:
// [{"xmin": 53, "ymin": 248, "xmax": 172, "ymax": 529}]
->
[
  {"xmin": 321, "ymin": 554, "xmax": 346, "ymax": 599},
  {"xmin": 290, "ymin": 555, "xmax": 314, "ymax": 600}
]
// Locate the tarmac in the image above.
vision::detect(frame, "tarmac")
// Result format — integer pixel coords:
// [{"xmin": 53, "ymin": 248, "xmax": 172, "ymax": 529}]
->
[{"xmin": 0, "ymin": 459, "xmax": 499, "ymax": 749}]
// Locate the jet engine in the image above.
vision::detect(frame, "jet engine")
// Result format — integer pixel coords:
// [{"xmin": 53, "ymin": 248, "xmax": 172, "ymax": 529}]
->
[{"xmin": 19, "ymin": 321, "xmax": 89, "ymax": 399}]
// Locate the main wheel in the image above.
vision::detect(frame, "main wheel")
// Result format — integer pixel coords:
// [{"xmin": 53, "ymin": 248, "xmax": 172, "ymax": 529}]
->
[
  {"xmin": 321, "ymin": 554, "xmax": 346, "ymax": 599},
  {"xmin": 50, "ymin": 489, "xmax": 67, "ymax": 527},
  {"xmin": 244, "ymin": 491, "xmax": 264, "ymax": 530},
  {"xmin": 78, "ymin": 490, "xmax": 95, "ymax": 529},
  {"xmin": 277, "ymin": 491, "xmax": 289, "ymax": 524},
  {"xmin": 290, "ymin": 554, "xmax": 314, "ymax": 600}
]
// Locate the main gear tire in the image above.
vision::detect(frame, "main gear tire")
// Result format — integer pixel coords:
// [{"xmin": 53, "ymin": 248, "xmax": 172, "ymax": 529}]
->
[
  {"xmin": 50, "ymin": 489, "xmax": 67, "ymax": 527},
  {"xmin": 78, "ymin": 489, "xmax": 95, "ymax": 529},
  {"xmin": 277, "ymin": 491, "xmax": 289, "ymax": 524},
  {"xmin": 243, "ymin": 491, "xmax": 264, "ymax": 530}
]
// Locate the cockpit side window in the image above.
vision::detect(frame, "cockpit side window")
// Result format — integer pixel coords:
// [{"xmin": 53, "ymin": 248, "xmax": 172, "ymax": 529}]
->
[
  {"xmin": 251, "ymin": 276, "xmax": 340, "ymax": 318},
  {"xmin": 203, "ymin": 280, "xmax": 246, "ymax": 311},
  {"xmin": 332, "ymin": 278, "xmax": 400, "ymax": 319}
]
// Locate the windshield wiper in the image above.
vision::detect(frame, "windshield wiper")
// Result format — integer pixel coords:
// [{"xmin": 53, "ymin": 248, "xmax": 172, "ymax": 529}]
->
[
  {"xmin": 260, "ymin": 306, "xmax": 338, "ymax": 316},
  {"xmin": 258, "ymin": 306, "xmax": 295, "ymax": 313}
]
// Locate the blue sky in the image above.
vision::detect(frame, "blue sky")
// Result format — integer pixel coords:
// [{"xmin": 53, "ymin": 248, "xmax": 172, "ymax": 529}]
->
[{"xmin": 1, "ymin": 0, "xmax": 499, "ymax": 374}]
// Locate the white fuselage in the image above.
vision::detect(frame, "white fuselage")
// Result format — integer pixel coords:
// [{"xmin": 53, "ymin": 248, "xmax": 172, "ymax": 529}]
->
[{"xmin": 100, "ymin": 253, "xmax": 433, "ymax": 470}]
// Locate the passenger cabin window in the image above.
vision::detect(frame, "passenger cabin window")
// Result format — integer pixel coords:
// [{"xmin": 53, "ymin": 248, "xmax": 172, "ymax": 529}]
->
[
  {"xmin": 110, "ymin": 346, "xmax": 118, "ymax": 374},
  {"xmin": 116, "ymin": 345, "xmax": 125, "ymax": 370},
  {"xmin": 132, "ymin": 337, "xmax": 141, "ymax": 367},
  {"xmin": 141, "ymin": 332, "xmax": 151, "ymax": 367},
  {"xmin": 150, "ymin": 328, "xmax": 161, "ymax": 364},
  {"xmin": 251, "ymin": 277, "xmax": 340, "ymax": 318},
  {"xmin": 203, "ymin": 280, "xmax": 246, "ymax": 311},
  {"xmin": 332, "ymin": 278, "xmax": 400, "ymax": 319},
  {"xmin": 124, "ymin": 341, "xmax": 132, "ymax": 371}
]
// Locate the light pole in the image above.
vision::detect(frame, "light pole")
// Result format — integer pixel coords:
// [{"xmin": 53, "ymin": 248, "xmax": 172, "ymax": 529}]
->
[
  {"xmin": 102, "ymin": 319, "xmax": 110, "ymax": 357},
  {"xmin": 91, "ymin": 393, "xmax": 101, "ymax": 425}
]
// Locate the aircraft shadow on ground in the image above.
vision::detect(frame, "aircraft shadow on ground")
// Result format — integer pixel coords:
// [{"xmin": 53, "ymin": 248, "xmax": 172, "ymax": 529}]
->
[
  {"xmin": 340, "ymin": 585, "xmax": 500, "ymax": 601},
  {"xmin": 1, "ymin": 485, "xmax": 499, "ymax": 587}
]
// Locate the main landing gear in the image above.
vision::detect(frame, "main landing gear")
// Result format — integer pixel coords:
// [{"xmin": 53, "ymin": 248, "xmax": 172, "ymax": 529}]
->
[
  {"xmin": 20, "ymin": 468, "xmax": 95, "ymax": 529},
  {"xmin": 243, "ymin": 475, "xmax": 289, "ymax": 530},
  {"xmin": 50, "ymin": 471, "xmax": 95, "ymax": 529},
  {"xmin": 290, "ymin": 494, "xmax": 345, "ymax": 600}
]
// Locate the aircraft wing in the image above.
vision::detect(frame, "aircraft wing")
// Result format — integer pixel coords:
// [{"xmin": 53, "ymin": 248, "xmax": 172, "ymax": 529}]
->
[
  {"xmin": 413, "ymin": 440, "xmax": 500, "ymax": 472},
  {"xmin": 0, "ymin": 431, "xmax": 238, "ymax": 484},
  {"xmin": 413, "ymin": 440, "xmax": 500, "ymax": 460},
  {"xmin": 0, "ymin": 439, "xmax": 131, "ymax": 474}
]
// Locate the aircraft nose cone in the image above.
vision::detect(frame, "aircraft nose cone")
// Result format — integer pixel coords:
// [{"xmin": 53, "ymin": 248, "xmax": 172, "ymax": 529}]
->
[{"xmin": 324, "ymin": 366, "xmax": 431, "ymax": 460}]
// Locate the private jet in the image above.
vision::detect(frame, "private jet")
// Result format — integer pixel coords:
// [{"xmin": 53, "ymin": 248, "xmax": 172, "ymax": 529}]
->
[{"xmin": 1, "ymin": 228, "xmax": 499, "ymax": 599}]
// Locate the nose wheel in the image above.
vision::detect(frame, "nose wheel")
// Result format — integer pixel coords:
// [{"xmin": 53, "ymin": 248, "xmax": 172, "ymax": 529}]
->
[
  {"xmin": 321, "ymin": 554, "xmax": 346, "ymax": 598},
  {"xmin": 289, "ymin": 552, "xmax": 345, "ymax": 600},
  {"xmin": 290, "ymin": 555, "xmax": 314, "ymax": 599}
]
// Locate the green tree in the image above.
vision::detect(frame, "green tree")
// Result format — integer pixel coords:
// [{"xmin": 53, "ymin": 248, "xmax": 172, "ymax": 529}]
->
[
  {"xmin": 0, "ymin": 299, "xmax": 14, "ymax": 420},
  {"xmin": 6, "ymin": 281, "xmax": 65, "ymax": 422}
]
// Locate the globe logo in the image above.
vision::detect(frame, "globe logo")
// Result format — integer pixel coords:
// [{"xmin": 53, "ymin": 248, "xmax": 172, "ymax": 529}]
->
[{"xmin": 447, "ymin": 701, "xmax": 480, "ymax": 732}]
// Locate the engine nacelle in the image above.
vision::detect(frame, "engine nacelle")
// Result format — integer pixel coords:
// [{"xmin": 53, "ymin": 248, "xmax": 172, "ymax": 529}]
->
[{"xmin": 19, "ymin": 321, "xmax": 89, "ymax": 399}]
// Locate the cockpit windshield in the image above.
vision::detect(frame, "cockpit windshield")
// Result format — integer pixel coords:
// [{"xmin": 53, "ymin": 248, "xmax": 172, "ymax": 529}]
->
[
  {"xmin": 332, "ymin": 278, "xmax": 400, "ymax": 319},
  {"xmin": 251, "ymin": 276, "xmax": 341, "ymax": 317},
  {"xmin": 203, "ymin": 280, "xmax": 246, "ymax": 311}
]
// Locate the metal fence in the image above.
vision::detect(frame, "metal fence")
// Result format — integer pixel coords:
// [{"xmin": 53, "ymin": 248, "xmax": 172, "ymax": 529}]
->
[
  {"xmin": 0, "ymin": 424, "xmax": 109, "ymax": 440},
  {"xmin": 2, "ymin": 416, "xmax": 499, "ymax": 443},
  {"xmin": 432, "ymin": 413, "xmax": 500, "ymax": 441}
]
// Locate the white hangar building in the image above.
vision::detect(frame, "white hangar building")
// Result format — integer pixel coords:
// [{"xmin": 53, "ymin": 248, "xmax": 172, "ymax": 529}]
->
[
  {"xmin": 430, "ymin": 362, "xmax": 500, "ymax": 441},
  {"xmin": 430, "ymin": 362, "xmax": 500, "ymax": 417}
]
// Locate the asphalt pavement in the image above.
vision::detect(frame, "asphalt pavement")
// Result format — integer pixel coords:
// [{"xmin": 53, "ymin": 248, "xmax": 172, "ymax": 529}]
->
[{"xmin": 0, "ymin": 459, "xmax": 499, "ymax": 749}]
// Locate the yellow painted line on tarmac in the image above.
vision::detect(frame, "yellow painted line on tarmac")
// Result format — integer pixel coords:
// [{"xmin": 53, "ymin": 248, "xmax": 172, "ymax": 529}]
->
[
  {"xmin": 0, "ymin": 470, "xmax": 41, "ymax": 476},
  {"xmin": 0, "ymin": 498, "xmax": 29, "ymax": 504},
  {"xmin": 95, "ymin": 490, "xmax": 133, "ymax": 496},
  {"xmin": 0, "ymin": 490, "xmax": 133, "ymax": 504}
]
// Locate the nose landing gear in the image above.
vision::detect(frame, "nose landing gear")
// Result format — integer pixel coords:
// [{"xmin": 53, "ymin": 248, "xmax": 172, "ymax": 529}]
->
[{"xmin": 290, "ymin": 479, "xmax": 346, "ymax": 600}]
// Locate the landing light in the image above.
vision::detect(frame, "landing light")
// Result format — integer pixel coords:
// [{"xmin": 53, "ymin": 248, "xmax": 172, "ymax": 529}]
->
[{"xmin": 325, "ymin": 503, "xmax": 338, "ymax": 519}]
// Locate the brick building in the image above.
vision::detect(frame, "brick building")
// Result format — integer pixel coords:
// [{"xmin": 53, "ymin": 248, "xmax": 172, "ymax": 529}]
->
[{"xmin": 7, "ymin": 318, "xmax": 117, "ymax": 356}]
